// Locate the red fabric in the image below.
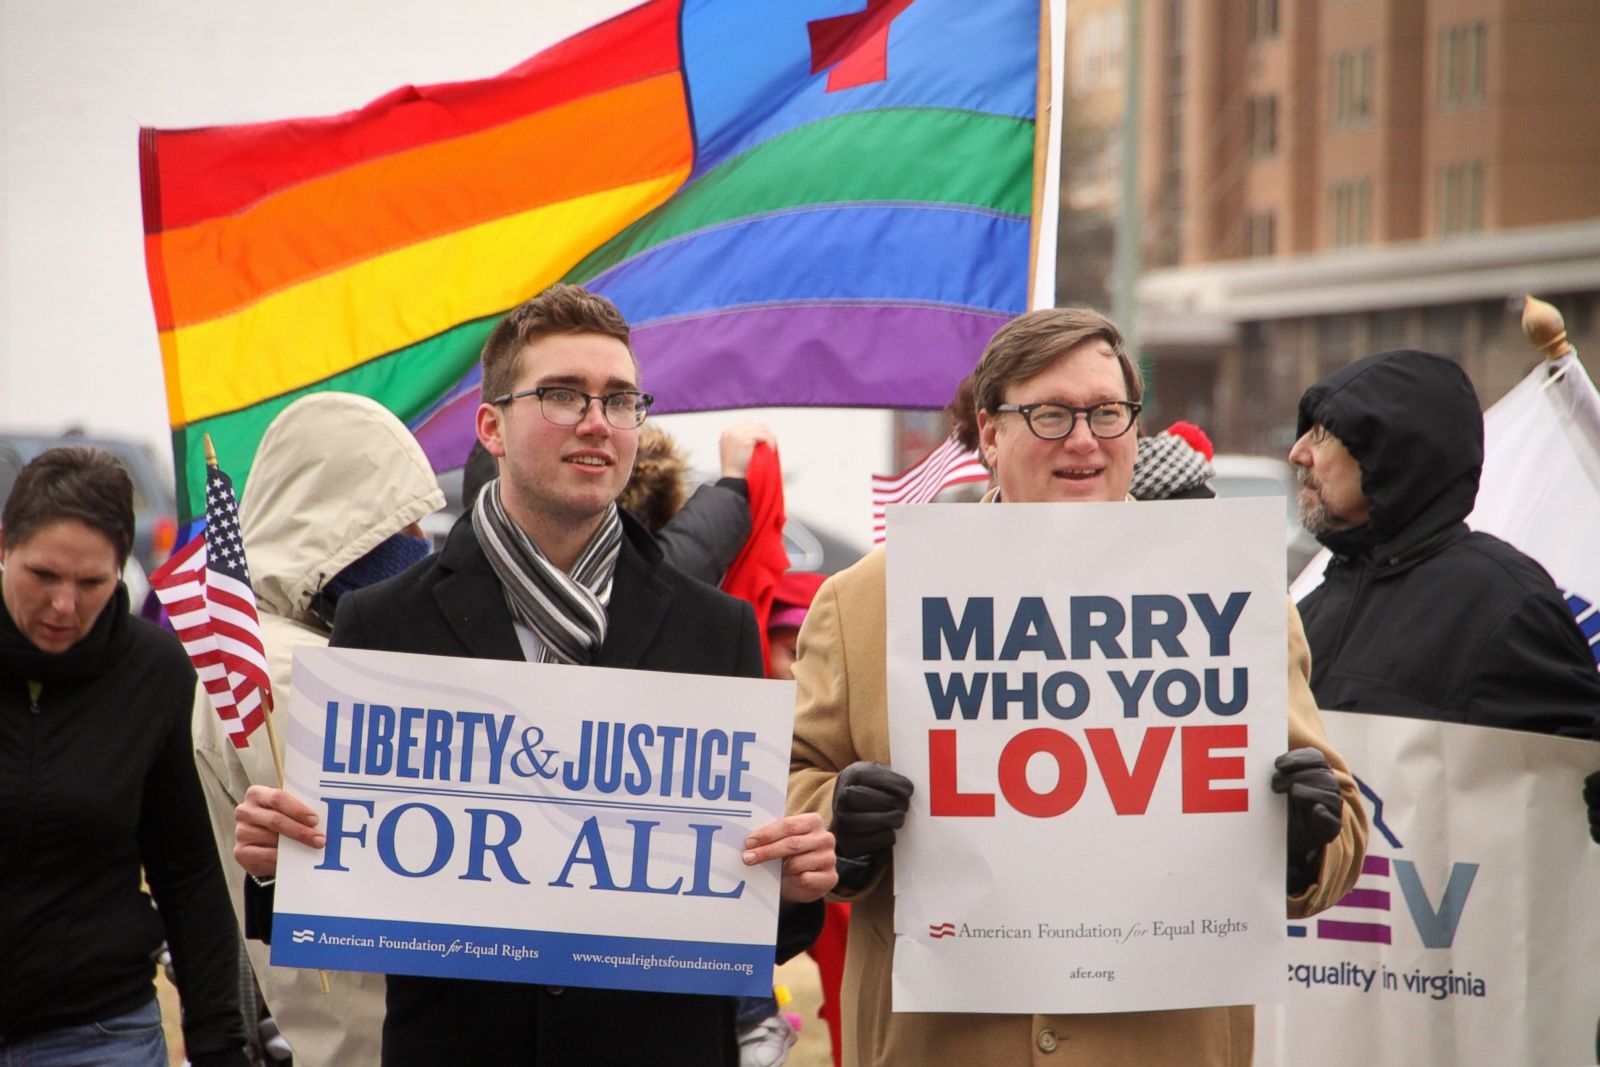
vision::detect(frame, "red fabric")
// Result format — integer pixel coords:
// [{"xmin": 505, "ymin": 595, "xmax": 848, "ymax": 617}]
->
[
  {"xmin": 1164, "ymin": 420, "xmax": 1215, "ymax": 461},
  {"xmin": 772, "ymin": 569, "xmax": 826, "ymax": 615},
  {"xmin": 719, "ymin": 442, "xmax": 789, "ymax": 674},
  {"xmin": 805, "ymin": 902, "xmax": 851, "ymax": 1067}
]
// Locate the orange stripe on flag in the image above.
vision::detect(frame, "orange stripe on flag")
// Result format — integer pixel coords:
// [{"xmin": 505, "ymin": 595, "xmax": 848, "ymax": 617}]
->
[{"xmin": 152, "ymin": 74, "xmax": 691, "ymax": 329}]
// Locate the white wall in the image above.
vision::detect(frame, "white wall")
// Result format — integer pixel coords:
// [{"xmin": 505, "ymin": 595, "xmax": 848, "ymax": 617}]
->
[{"xmin": 0, "ymin": 1, "xmax": 890, "ymax": 544}]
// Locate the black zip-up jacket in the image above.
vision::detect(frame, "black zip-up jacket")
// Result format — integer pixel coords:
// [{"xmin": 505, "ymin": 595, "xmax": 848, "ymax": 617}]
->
[
  {"xmin": 1296, "ymin": 349, "xmax": 1600, "ymax": 738},
  {"xmin": 0, "ymin": 583, "xmax": 248, "ymax": 1063}
]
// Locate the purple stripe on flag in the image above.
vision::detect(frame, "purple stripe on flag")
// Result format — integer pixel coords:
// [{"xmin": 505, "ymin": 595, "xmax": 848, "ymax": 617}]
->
[
  {"xmin": 632, "ymin": 303, "xmax": 1012, "ymax": 413},
  {"xmin": 413, "ymin": 385, "xmax": 483, "ymax": 473},
  {"xmin": 1317, "ymin": 920, "xmax": 1391, "ymax": 944},
  {"xmin": 1362, "ymin": 854, "xmax": 1389, "ymax": 876},
  {"xmin": 1334, "ymin": 888, "xmax": 1391, "ymax": 910}
]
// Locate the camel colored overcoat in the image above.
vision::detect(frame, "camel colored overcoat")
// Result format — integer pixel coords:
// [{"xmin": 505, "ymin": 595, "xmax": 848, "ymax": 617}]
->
[{"xmin": 789, "ymin": 547, "xmax": 1367, "ymax": 1067}]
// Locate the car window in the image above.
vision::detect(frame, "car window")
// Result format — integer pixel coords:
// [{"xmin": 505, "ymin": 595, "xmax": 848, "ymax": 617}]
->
[
  {"xmin": 1211, "ymin": 472, "xmax": 1297, "ymax": 526},
  {"xmin": 1211, "ymin": 476, "xmax": 1285, "ymax": 499}
]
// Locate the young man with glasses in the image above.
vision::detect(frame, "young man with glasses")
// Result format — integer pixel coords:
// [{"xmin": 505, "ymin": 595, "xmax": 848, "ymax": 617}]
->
[
  {"xmin": 233, "ymin": 285, "xmax": 835, "ymax": 1066},
  {"xmin": 788, "ymin": 306, "xmax": 1367, "ymax": 1067}
]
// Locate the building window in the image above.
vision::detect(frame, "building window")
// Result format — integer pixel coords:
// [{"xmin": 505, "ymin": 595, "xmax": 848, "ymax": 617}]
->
[
  {"xmin": 1331, "ymin": 49, "xmax": 1374, "ymax": 127},
  {"xmin": 1437, "ymin": 161, "xmax": 1483, "ymax": 236},
  {"xmin": 1331, "ymin": 179, "xmax": 1371, "ymax": 247},
  {"xmin": 1318, "ymin": 316, "xmax": 1356, "ymax": 377},
  {"xmin": 1249, "ymin": 0, "xmax": 1279, "ymax": 41},
  {"xmin": 1439, "ymin": 23, "xmax": 1486, "ymax": 109},
  {"xmin": 1246, "ymin": 212, "xmax": 1276, "ymax": 257},
  {"xmin": 1155, "ymin": 0, "xmax": 1186, "ymax": 267},
  {"xmin": 1371, "ymin": 309, "xmax": 1409, "ymax": 350},
  {"xmin": 1241, "ymin": 321, "xmax": 1275, "ymax": 389},
  {"xmin": 1425, "ymin": 305, "xmax": 1468, "ymax": 358},
  {"xmin": 1476, "ymin": 299, "xmax": 1507, "ymax": 342},
  {"xmin": 1073, "ymin": 11, "xmax": 1126, "ymax": 95},
  {"xmin": 1248, "ymin": 95, "xmax": 1278, "ymax": 158},
  {"xmin": 1105, "ymin": 12, "xmax": 1124, "ymax": 85}
]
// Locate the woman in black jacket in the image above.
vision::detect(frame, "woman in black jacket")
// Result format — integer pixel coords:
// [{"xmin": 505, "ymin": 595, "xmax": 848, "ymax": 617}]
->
[{"xmin": 0, "ymin": 447, "xmax": 247, "ymax": 1066}]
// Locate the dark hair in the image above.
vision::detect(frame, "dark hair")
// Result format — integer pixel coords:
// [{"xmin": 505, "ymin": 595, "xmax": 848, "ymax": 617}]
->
[
  {"xmin": 2, "ymin": 447, "xmax": 135, "ymax": 566},
  {"xmin": 972, "ymin": 307, "xmax": 1142, "ymax": 416},
  {"xmin": 945, "ymin": 373, "xmax": 981, "ymax": 453},
  {"xmin": 480, "ymin": 284, "xmax": 635, "ymax": 403}
]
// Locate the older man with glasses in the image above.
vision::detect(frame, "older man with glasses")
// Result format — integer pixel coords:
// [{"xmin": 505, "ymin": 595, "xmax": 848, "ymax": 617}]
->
[{"xmin": 788, "ymin": 306, "xmax": 1367, "ymax": 1067}]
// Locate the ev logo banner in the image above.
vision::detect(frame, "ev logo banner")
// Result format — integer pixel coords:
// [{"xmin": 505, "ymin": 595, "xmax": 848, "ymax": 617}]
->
[{"xmin": 1256, "ymin": 711, "xmax": 1600, "ymax": 1066}]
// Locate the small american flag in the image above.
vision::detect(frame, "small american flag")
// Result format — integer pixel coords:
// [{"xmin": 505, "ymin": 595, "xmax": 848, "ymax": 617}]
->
[
  {"xmin": 870, "ymin": 432, "xmax": 989, "ymax": 544},
  {"xmin": 148, "ymin": 461, "xmax": 272, "ymax": 747}
]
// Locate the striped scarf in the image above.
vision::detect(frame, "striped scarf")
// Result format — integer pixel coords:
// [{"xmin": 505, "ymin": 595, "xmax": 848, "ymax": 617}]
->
[{"xmin": 470, "ymin": 478, "xmax": 622, "ymax": 664}]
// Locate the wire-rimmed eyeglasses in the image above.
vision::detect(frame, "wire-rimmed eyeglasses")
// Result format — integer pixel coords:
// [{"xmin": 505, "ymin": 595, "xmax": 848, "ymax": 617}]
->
[
  {"xmin": 995, "ymin": 400, "xmax": 1142, "ymax": 441},
  {"xmin": 491, "ymin": 386, "xmax": 654, "ymax": 430}
]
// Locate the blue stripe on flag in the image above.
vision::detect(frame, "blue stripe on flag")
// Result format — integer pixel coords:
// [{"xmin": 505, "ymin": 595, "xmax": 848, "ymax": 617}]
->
[
  {"xmin": 681, "ymin": 0, "xmax": 1037, "ymax": 176},
  {"xmin": 590, "ymin": 204, "xmax": 1029, "ymax": 326}
]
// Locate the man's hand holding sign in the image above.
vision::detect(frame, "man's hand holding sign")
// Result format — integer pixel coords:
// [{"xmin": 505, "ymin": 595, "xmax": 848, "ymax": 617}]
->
[
  {"xmin": 240, "ymin": 791, "xmax": 835, "ymax": 905},
  {"xmin": 787, "ymin": 307, "xmax": 1367, "ymax": 1067}
]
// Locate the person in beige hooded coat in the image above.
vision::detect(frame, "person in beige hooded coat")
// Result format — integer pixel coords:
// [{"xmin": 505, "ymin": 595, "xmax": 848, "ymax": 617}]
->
[
  {"xmin": 192, "ymin": 392, "xmax": 445, "ymax": 1066},
  {"xmin": 789, "ymin": 308, "xmax": 1367, "ymax": 1067}
]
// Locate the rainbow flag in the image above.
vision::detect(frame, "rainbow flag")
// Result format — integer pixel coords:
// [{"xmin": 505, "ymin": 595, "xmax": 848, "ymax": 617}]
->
[{"xmin": 141, "ymin": 0, "xmax": 1042, "ymax": 526}]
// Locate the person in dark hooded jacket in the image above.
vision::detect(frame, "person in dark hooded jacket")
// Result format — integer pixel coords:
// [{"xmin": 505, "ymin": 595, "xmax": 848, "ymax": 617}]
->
[{"xmin": 1289, "ymin": 348, "xmax": 1600, "ymax": 738}]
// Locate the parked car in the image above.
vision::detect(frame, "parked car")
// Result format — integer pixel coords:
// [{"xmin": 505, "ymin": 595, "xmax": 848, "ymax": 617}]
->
[
  {"xmin": 1208, "ymin": 454, "xmax": 1321, "ymax": 583},
  {"xmin": 0, "ymin": 432, "xmax": 179, "ymax": 574}
]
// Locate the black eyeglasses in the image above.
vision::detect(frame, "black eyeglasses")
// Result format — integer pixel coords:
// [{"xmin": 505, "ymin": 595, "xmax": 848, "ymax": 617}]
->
[
  {"xmin": 492, "ymin": 386, "xmax": 654, "ymax": 430},
  {"xmin": 995, "ymin": 400, "xmax": 1142, "ymax": 441}
]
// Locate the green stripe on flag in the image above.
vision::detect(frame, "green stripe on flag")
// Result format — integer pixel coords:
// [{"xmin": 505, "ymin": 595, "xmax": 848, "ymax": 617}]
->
[
  {"xmin": 172, "ymin": 318, "xmax": 496, "ymax": 524},
  {"xmin": 563, "ymin": 107, "xmax": 1034, "ymax": 285}
]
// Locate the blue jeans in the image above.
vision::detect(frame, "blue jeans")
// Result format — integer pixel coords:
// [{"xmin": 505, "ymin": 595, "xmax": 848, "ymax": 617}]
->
[{"xmin": 0, "ymin": 998, "xmax": 167, "ymax": 1067}]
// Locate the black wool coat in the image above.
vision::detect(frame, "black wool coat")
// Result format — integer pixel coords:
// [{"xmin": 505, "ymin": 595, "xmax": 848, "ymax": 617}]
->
[{"xmin": 328, "ymin": 512, "xmax": 822, "ymax": 1067}]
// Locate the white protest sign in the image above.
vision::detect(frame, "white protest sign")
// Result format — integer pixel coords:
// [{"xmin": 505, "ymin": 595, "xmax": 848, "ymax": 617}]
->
[
  {"xmin": 269, "ymin": 646, "xmax": 793, "ymax": 998},
  {"xmin": 886, "ymin": 498, "xmax": 1288, "ymax": 1013},
  {"xmin": 1256, "ymin": 712, "xmax": 1600, "ymax": 1067}
]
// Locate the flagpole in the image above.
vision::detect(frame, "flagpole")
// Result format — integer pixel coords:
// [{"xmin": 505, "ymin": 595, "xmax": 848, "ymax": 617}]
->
[
  {"xmin": 205, "ymin": 435, "xmax": 329, "ymax": 996},
  {"xmin": 1026, "ymin": 0, "xmax": 1053, "ymax": 309},
  {"xmin": 205, "ymin": 434, "xmax": 288, "ymax": 791},
  {"xmin": 1522, "ymin": 294, "xmax": 1575, "ymax": 362}
]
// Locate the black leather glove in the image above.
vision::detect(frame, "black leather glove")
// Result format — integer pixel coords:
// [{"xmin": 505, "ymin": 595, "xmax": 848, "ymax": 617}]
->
[
  {"xmin": 1272, "ymin": 748, "xmax": 1343, "ymax": 891},
  {"xmin": 1584, "ymin": 770, "xmax": 1600, "ymax": 845},
  {"xmin": 831, "ymin": 761, "xmax": 914, "ymax": 860}
]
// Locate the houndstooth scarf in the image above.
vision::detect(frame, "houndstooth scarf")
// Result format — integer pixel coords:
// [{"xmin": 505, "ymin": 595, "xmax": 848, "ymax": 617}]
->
[
  {"xmin": 1129, "ymin": 432, "xmax": 1215, "ymax": 501},
  {"xmin": 471, "ymin": 478, "xmax": 621, "ymax": 664}
]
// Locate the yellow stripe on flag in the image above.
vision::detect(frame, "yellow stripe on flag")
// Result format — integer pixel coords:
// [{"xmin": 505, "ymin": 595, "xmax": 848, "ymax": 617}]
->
[{"xmin": 163, "ymin": 170, "xmax": 687, "ymax": 424}]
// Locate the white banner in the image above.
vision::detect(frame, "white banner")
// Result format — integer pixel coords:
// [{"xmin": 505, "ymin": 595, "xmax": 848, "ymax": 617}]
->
[
  {"xmin": 1256, "ymin": 711, "xmax": 1600, "ymax": 1066},
  {"xmin": 269, "ymin": 646, "xmax": 794, "ymax": 997},
  {"xmin": 885, "ymin": 498, "xmax": 1288, "ymax": 1013},
  {"xmin": 1469, "ymin": 351, "xmax": 1600, "ymax": 664}
]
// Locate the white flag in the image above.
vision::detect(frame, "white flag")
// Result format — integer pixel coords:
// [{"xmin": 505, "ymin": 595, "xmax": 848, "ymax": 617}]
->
[{"xmin": 1466, "ymin": 352, "xmax": 1600, "ymax": 663}]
